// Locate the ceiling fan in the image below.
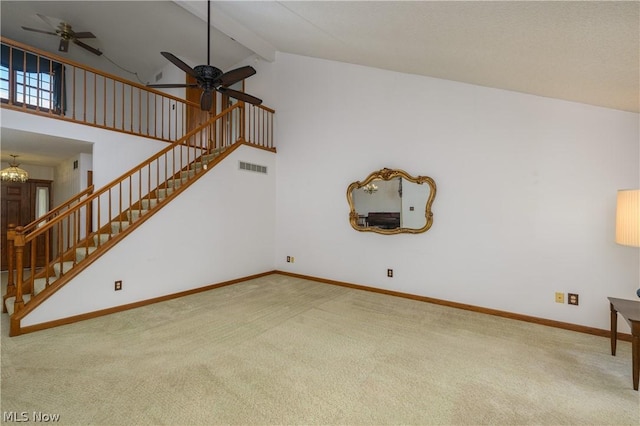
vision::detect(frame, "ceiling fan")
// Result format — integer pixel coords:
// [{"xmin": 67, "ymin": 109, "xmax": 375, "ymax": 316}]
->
[
  {"xmin": 22, "ymin": 14, "xmax": 102, "ymax": 56},
  {"xmin": 147, "ymin": 0, "xmax": 262, "ymax": 111}
]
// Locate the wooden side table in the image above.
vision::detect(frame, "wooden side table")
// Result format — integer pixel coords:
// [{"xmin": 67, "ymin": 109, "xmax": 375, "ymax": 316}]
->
[{"xmin": 608, "ymin": 297, "xmax": 640, "ymax": 390}]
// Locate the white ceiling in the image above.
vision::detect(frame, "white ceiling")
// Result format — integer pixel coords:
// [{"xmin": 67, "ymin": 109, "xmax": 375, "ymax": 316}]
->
[{"xmin": 1, "ymin": 1, "xmax": 639, "ymax": 166}]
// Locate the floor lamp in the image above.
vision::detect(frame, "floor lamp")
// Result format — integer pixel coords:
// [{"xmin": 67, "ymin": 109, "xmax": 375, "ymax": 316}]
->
[{"xmin": 615, "ymin": 189, "xmax": 640, "ymax": 297}]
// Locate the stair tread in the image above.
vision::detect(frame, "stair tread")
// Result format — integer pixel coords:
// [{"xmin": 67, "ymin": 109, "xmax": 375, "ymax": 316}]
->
[
  {"xmin": 5, "ymin": 294, "xmax": 31, "ymax": 316},
  {"xmin": 33, "ymin": 276, "xmax": 56, "ymax": 295},
  {"xmin": 53, "ymin": 261, "xmax": 75, "ymax": 277},
  {"xmin": 75, "ymin": 246, "xmax": 98, "ymax": 262}
]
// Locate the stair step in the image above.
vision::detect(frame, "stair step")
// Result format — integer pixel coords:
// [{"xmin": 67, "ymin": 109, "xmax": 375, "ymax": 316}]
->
[
  {"xmin": 140, "ymin": 198, "xmax": 161, "ymax": 210},
  {"xmin": 156, "ymin": 187, "xmax": 174, "ymax": 198},
  {"xmin": 166, "ymin": 177, "xmax": 188, "ymax": 189},
  {"xmin": 127, "ymin": 209, "xmax": 149, "ymax": 221},
  {"xmin": 111, "ymin": 221, "xmax": 130, "ymax": 234},
  {"xmin": 93, "ymin": 233, "xmax": 111, "ymax": 245},
  {"xmin": 190, "ymin": 162, "xmax": 205, "ymax": 172},
  {"xmin": 202, "ymin": 151, "xmax": 221, "ymax": 163},
  {"xmin": 33, "ymin": 276, "xmax": 55, "ymax": 295},
  {"xmin": 180, "ymin": 170, "xmax": 197, "ymax": 179},
  {"xmin": 5, "ymin": 294, "xmax": 31, "ymax": 316},
  {"xmin": 75, "ymin": 246, "xmax": 98, "ymax": 262},
  {"xmin": 53, "ymin": 261, "xmax": 75, "ymax": 277}
]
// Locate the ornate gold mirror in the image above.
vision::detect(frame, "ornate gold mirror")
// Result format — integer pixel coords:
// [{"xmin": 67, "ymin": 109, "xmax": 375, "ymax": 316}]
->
[{"xmin": 347, "ymin": 168, "xmax": 436, "ymax": 235}]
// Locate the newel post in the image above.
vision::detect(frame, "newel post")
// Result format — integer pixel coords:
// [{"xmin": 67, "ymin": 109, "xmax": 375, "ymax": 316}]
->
[
  {"xmin": 2, "ymin": 224, "xmax": 17, "ymax": 313},
  {"xmin": 12, "ymin": 226, "xmax": 26, "ymax": 314}
]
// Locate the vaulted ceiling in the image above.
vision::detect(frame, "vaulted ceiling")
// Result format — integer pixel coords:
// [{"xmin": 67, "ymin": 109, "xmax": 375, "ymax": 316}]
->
[{"xmin": 1, "ymin": 1, "xmax": 638, "ymax": 165}]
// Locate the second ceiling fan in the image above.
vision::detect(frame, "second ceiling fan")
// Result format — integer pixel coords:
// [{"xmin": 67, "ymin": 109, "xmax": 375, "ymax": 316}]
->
[
  {"xmin": 148, "ymin": 0, "xmax": 262, "ymax": 111},
  {"xmin": 22, "ymin": 14, "xmax": 102, "ymax": 56}
]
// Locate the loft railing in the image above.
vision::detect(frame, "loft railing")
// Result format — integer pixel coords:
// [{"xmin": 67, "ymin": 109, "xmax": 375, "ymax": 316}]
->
[
  {"xmin": 6, "ymin": 104, "xmax": 254, "ymax": 327},
  {"xmin": 1, "ymin": 37, "xmax": 208, "ymax": 142}
]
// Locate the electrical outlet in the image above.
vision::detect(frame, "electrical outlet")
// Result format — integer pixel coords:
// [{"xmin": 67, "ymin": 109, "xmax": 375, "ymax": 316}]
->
[
  {"xmin": 387, "ymin": 269, "xmax": 393, "ymax": 278},
  {"xmin": 555, "ymin": 292, "xmax": 564, "ymax": 303},
  {"xmin": 286, "ymin": 256, "xmax": 291, "ymax": 263},
  {"xmin": 291, "ymin": 257, "xmax": 295, "ymax": 263},
  {"xmin": 568, "ymin": 293, "xmax": 579, "ymax": 305},
  {"xmin": 115, "ymin": 280, "xmax": 122, "ymax": 291}
]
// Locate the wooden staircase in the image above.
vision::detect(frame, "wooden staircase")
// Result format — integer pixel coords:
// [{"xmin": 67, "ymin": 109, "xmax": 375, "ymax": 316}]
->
[
  {"xmin": 3, "ymin": 109, "xmax": 275, "ymax": 336},
  {"xmin": 4, "ymin": 151, "xmax": 222, "ymax": 317},
  {"xmin": 2, "ymin": 38, "xmax": 276, "ymax": 336}
]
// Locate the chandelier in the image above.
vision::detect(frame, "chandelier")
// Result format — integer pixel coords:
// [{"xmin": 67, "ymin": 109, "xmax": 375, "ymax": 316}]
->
[
  {"xmin": 1, "ymin": 155, "xmax": 29, "ymax": 183},
  {"xmin": 363, "ymin": 183, "xmax": 378, "ymax": 194}
]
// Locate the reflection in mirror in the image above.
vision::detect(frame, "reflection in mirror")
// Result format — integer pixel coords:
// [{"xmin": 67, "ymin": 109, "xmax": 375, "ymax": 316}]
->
[{"xmin": 347, "ymin": 168, "xmax": 436, "ymax": 235}]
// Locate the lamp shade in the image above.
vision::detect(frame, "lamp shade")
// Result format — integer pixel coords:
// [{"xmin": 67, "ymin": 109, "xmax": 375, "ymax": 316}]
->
[{"xmin": 615, "ymin": 189, "xmax": 640, "ymax": 247}]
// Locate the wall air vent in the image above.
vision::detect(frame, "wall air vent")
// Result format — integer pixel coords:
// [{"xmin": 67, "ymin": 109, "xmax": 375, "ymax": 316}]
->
[{"xmin": 239, "ymin": 161, "xmax": 267, "ymax": 174}]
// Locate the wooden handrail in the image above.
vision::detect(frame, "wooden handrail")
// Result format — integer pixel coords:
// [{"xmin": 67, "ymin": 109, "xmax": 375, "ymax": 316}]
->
[
  {"xmin": 95, "ymin": 104, "xmax": 241, "ymax": 193},
  {"xmin": 1, "ymin": 38, "xmax": 197, "ymax": 109},
  {"xmin": 1, "ymin": 37, "xmax": 207, "ymax": 143},
  {"xmin": 22, "ymin": 185, "xmax": 95, "ymax": 235}
]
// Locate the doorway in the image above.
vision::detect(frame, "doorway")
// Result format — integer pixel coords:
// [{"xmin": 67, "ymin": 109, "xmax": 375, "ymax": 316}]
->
[{"xmin": 1, "ymin": 180, "xmax": 52, "ymax": 270}]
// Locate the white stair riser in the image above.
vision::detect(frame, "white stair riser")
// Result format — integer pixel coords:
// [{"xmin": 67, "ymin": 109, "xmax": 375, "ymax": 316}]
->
[
  {"xmin": 156, "ymin": 188, "xmax": 174, "ymax": 198},
  {"xmin": 93, "ymin": 234, "xmax": 111, "ymax": 245},
  {"xmin": 75, "ymin": 247, "xmax": 97, "ymax": 262},
  {"xmin": 111, "ymin": 222, "xmax": 130, "ymax": 233},
  {"xmin": 53, "ymin": 261, "xmax": 74, "ymax": 277},
  {"xmin": 166, "ymin": 178, "xmax": 188, "ymax": 189},
  {"xmin": 140, "ymin": 198, "xmax": 161, "ymax": 210},
  {"xmin": 33, "ymin": 277, "xmax": 55, "ymax": 295},
  {"xmin": 127, "ymin": 209, "xmax": 149, "ymax": 221}
]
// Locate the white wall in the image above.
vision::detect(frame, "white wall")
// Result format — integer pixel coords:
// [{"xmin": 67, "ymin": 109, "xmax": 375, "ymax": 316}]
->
[
  {"xmin": 272, "ymin": 53, "xmax": 639, "ymax": 332},
  {"xmin": 53, "ymin": 153, "xmax": 93, "ymax": 207},
  {"xmin": 22, "ymin": 145, "xmax": 276, "ymax": 326}
]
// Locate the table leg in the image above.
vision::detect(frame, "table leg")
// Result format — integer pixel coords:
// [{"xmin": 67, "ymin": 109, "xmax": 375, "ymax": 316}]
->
[
  {"xmin": 610, "ymin": 302, "xmax": 617, "ymax": 356},
  {"xmin": 632, "ymin": 323, "xmax": 639, "ymax": 391}
]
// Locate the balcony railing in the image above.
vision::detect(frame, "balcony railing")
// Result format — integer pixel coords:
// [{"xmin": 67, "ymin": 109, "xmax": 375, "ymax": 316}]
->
[{"xmin": 1, "ymin": 37, "xmax": 209, "ymax": 143}]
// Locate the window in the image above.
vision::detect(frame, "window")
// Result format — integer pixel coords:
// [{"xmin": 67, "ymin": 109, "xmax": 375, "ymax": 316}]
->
[
  {"xmin": 14, "ymin": 69, "xmax": 55, "ymax": 109},
  {"xmin": 1, "ymin": 44, "xmax": 64, "ymax": 113},
  {"xmin": 35, "ymin": 186, "xmax": 50, "ymax": 228}
]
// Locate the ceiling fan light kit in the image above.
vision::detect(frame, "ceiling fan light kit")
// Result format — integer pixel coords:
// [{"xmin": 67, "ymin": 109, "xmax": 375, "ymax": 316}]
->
[{"xmin": 147, "ymin": 0, "xmax": 262, "ymax": 110}]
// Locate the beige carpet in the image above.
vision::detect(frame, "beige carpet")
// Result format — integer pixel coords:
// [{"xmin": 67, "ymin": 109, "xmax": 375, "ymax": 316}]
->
[{"xmin": 1, "ymin": 274, "xmax": 638, "ymax": 425}]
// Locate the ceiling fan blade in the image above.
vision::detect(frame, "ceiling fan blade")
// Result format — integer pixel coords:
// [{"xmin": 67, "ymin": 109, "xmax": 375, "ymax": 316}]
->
[
  {"xmin": 217, "ymin": 87, "xmax": 262, "ymax": 106},
  {"xmin": 217, "ymin": 66, "xmax": 256, "ymax": 88},
  {"xmin": 73, "ymin": 39, "xmax": 102, "ymax": 56},
  {"xmin": 72, "ymin": 32, "xmax": 96, "ymax": 39},
  {"xmin": 147, "ymin": 83, "xmax": 198, "ymax": 88},
  {"xmin": 161, "ymin": 52, "xmax": 198, "ymax": 79},
  {"xmin": 58, "ymin": 38, "xmax": 69, "ymax": 52},
  {"xmin": 200, "ymin": 91, "xmax": 213, "ymax": 111},
  {"xmin": 37, "ymin": 13, "xmax": 58, "ymax": 30},
  {"xmin": 21, "ymin": 26, "xmax": 58, "ymax": 36}
]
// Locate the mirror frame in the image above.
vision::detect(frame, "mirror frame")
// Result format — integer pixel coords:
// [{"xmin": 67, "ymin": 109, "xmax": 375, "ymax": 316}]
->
[{"xmin": 347, "ymin": 168, "xmax": 437, "ymax": 235}]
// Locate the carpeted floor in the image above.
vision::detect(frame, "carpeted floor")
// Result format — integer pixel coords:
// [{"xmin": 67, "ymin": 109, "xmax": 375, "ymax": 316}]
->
[{"xmin": 1, "ymin": 274, "xmax": 638, "ymax": 425}]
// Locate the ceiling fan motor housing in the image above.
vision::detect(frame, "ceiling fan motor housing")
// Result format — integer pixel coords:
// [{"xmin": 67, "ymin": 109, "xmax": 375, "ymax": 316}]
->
[{"xmin": 194, "ymin": 65, "xmax": 223, "ymax": 89}]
